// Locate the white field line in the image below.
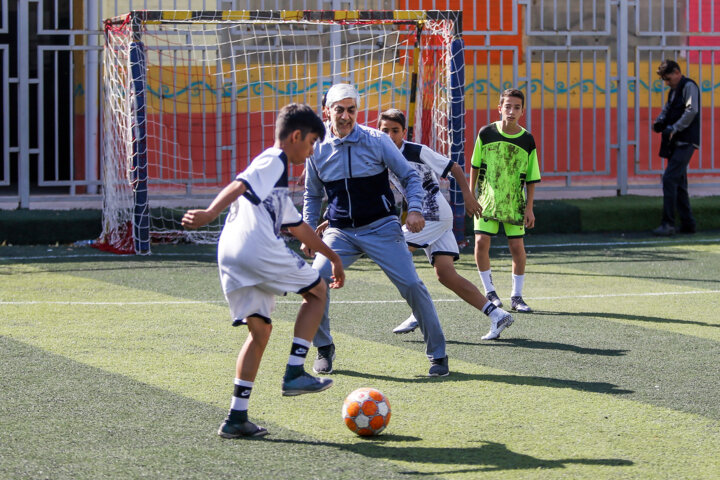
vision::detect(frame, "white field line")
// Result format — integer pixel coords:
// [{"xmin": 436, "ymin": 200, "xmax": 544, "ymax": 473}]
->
[
  {"xmin": 2, "ymin": 289, "xmax": 720, "ymax": 306},
  {"xmin": 2, "ymin": 237, "xmax": 720, "ymax": 262}
]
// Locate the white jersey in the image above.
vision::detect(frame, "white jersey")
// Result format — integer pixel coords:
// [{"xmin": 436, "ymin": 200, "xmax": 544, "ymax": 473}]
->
[
  {"xmin": 218, "ymin": 147, "xmax": 307, "ymax": 295},
  {"xmin": 389, "ymin": 141, "xmax": 453, "ymax": 222}
]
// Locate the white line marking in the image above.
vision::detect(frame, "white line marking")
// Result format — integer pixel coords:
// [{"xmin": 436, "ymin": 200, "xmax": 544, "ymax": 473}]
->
[{"xmin": 2, "ymin": 290, "xmax": 719, "ymax": 306}]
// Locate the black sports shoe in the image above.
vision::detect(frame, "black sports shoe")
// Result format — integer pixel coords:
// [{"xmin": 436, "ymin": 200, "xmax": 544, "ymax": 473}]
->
[
  {"xmin": 428, "ymin": 356, "xmax": 449, "ymax": 377},
  {"xmin": 679, "ymin": 224, "xmax": 696, "ymax": 234},
  {"xmin": 218, "ymin": 419, "xmax": 268, "ymax": 439},
  {"xmin": 313, "ymin": 343, "xmax": 335, "ymax": 374},
  {"xmin": 486, "ymin": 290, "xmax": 503, "ymax": 308},
  {"xmin": 510, "ymin": 296, "xmax": 532, "ymax": 313}
]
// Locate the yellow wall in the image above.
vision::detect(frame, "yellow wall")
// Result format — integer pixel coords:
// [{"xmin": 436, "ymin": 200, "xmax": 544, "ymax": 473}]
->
[
  {"xmin": 137, "ymin": 61, "xmax": 720, "ymax": 113},
  {"xmin": 468, "ymin": 61, "xmax": 720, "ymax": 108}
]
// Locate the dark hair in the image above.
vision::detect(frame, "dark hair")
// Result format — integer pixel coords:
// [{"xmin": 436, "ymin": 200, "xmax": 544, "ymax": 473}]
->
[
  {"xmin": 378, "ymin": 108, "xmax": 407, "ymax": 129},
  {"xmin": 276, "ymin": 103, "xmax": 326, "ymax": 142},
  {"xmin": 657, "ymin": 59, "xmax": 681, "ymax": 77},
  {"xmin": 499, "ymin": 88, "xmax": 525, "ymax": 108}
]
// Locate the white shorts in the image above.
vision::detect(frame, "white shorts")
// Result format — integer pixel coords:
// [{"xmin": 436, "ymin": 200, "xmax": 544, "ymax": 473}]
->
[
  {"xmin": 403, "ymin": 219, "xmax": 459, "ymax": 265},
  {"xmin": 224, "ymin": 260, "xmax": 321, "ymax": 326}
]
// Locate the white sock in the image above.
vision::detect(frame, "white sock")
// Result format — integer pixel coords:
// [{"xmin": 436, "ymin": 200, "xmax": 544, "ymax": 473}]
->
[
  {"xmin": 230, "ymin": 378, "xmax": 254, "ymax": 411},
  {"xmin": 511, "ymin": 274, "xmax": 525, "ymax": 297},
  {"xmin": 478, "ymin": 269, "xmax": 495, "ymax": 294},
  {"xmin": 288, "ymin": 337, "xmax": 311, "ymax": 366}
]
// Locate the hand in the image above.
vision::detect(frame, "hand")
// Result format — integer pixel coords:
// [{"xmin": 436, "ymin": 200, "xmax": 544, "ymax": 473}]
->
[
  {"xmin": 653, "ymin": 121, "xmax": 664, "ymax": 133},
  {"xmin": 181, "ymin": 209, "xmax": 212, "ymax": 229},
  {"xmin": 301, "ymin": 243, "xmax": 315, "ymax": 258},
  {"xmin": 328, "ymin": 259, "xmax": 345, "ymax": 289},
  {"xmin": 405, "ymin": 211, "xmax": 425, "ymax": 233},
  {"xmin": 524, "ymin": 209, "xmax": 536, "ymax": 229},
  {"xmin": 662, "ymin": 126, "xmax": 675, "ymax": 141},
  {"xmin": 315, "ymin": 220, "xmax": 329, "ymax": 237},
  {"xmin": 464, "ymin": 196, "xmax": 482, "ymax": 218}
]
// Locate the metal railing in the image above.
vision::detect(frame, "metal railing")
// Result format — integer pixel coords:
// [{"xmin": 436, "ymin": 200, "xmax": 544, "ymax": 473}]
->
[{"xmin": 1, "ymin": 0, "xmax": 718, "ymax": 209}]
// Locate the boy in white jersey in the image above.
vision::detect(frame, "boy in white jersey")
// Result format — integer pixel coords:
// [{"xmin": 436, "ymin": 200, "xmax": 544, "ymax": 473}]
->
[
  {"xmin": 471, "ymin": 89, "xmax": 541, "ymax": 326},
  {"xmin": 377, "ymin": 109, "xmax": 515, "ymax": 340},
  {"xmin": 182, "ymin": 104, "xmax": 345, "ymax": 438}
]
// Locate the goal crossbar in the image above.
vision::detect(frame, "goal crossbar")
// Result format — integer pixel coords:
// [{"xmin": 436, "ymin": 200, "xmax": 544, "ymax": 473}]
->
[{"xmin": 104, "ymin": 10, "xmax": 462, "ymax": 31}]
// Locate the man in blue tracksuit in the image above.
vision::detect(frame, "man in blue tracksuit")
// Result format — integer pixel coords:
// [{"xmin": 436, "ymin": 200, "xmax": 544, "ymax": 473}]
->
[{"xmin": 301, "ymin": 84, "xmax": 449, "ymax": 377}]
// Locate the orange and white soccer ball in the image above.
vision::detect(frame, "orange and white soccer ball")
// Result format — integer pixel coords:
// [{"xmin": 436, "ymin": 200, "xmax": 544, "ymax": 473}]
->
[{"xmin": 342, "ymin": 387, "xmax": 391, "ymax": 436}]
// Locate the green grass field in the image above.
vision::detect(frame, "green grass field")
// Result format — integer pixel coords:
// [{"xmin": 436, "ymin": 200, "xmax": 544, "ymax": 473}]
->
[{"xmin": 2, "ymin": 232, "xmax": 720, "ymax": 479}]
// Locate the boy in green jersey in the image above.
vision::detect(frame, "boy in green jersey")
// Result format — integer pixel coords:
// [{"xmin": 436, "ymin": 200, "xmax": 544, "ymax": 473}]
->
[{"xmin": 470, "ymin": 89, "xmax": 541, "ymax": 328}]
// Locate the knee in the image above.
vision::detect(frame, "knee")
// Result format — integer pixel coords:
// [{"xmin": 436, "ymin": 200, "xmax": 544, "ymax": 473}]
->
[
  {"xmin": 303, "ymin": 279, "xmax": 328, "ymax": 304},
  {"xmin": 435, "ymin": 267, "xmax": 456, "ymax": 287},
  {"xmin": 508, "ymin": 242, "xmax": 526, "ymax": 258},
  {"xmin": 474, "ymin": 235, "xmax": 489, "ymax": 251},
  {"xmin": 312, "ymin": 278, "xmax": 328, "ymax": 299},
  {"xmin": 249, "ymin": 323, "xmax": 272, "ymax": 348}
]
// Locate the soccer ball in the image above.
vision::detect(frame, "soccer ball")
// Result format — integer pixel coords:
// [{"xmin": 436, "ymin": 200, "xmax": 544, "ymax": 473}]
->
[{"xmin": 342, "ymin": 388, "xmax": 391, "ymax": 436}]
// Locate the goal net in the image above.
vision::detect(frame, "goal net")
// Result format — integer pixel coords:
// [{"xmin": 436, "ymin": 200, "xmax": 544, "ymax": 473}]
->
[{"xmin": 100, "ymin": 10, "xmax": 465, "ymax": 254}]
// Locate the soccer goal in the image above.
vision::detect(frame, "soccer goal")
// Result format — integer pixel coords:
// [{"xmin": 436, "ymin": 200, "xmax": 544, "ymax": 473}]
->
[{"xmin": 100, "ymin": 10, "xmax": 465, "ymax": 254}]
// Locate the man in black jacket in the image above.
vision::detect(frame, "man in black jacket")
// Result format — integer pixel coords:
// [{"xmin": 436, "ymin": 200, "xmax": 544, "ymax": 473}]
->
[{"xmin": 652, "ymin": 59, "xmax": 700, "ymax": 236}]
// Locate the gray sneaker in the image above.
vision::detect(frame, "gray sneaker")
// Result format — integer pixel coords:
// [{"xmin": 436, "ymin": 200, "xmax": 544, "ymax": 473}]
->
[
  {"xmin": 510, "ymin": 296, "xmax": 533, "ymax": 313},
  {"xmin": 428, "ymin": 356, "xmax": 449, "ymax": 377},
  {"xmin": 486, "ymin": 290, "xmax": 503, "ymax": 308},
  {"xmin": 218, "ymin": 419, "xmax": 268, "ymax": 439},
  {"xmin": 652, "ymin": 223, "xmax": 676, "ymax": 236},
  {"xmin": 393, "ymin": 316, "xmax": 419, "ymax": 334},
  {"xmin": 313, "ymin": 343, "xmax": 335, "ymax": 374},
  {"xmin": 282, "ymin": 371, "xmax": 333, "ymax": 396},
  {"xmin": 481, "ymin": 311, "xmax": 515, "ymax": 340}
]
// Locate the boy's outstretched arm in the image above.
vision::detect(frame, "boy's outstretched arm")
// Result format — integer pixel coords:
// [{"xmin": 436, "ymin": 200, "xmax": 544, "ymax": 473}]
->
[
  {"xmin": 524, "ymin": 182, "xmax": 536, "ymax": 229},
  {"xmin": 182, "ymin": 181, "xmax": 246, "ymax": 229},
  {"xmin": 288, "ymin": 222, "xmax": 345, "ymax": 289},
  {"xmin": 449, "ymin": 163, "xmax": 482, "ymax": 218}
]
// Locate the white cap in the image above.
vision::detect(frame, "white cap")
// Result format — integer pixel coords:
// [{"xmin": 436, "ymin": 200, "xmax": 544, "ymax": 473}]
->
[{"xmin": 325, "ymin": 83, "xmax": 360, "ymax": 108}]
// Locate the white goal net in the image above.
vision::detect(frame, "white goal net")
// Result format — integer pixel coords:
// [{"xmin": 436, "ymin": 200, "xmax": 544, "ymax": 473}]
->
[{"xmin": 100, "ymin": 10, "xmax": 465, "ymax": 254}]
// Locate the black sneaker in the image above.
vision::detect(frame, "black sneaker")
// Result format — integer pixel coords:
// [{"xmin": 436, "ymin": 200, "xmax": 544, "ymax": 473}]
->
[
  {"xmin": 486, "ymin": 290, "xmax": 503, "ymax": 308},
  {"xmin": 510, "ymin": 296, "xmax": 532, "ymax": 313},
  {"xmin": 313, "ymin": 343, "xmax": 335, "ymax": 374},
  {"xmin": 679, "ymin": 224, "xmax": 696, "ymax": 234},
  {"xmin": 218, "ymin": 419, "xmax": 268, "ymax": 439},
  {"xmin": 428, "ymin": 356, "xmax": 449, "ymax": 377},
  {"xmin": 652, "ymin": 224, "xmax": 676, "ymax": 236}
]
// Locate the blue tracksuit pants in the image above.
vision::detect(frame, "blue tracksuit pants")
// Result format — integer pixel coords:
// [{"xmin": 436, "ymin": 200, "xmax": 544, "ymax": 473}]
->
[{"xmin": 310, "ymin": 215, "xmax": 447, "ymax": 361}]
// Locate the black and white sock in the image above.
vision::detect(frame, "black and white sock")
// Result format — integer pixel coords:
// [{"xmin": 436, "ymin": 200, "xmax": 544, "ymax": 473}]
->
[
  {"xmin": 286, "ymin": 337, "xmax": 311, "ymax": 379},
  {"xmin": 228, "ymin": 378, "xmax": 253, "ymax": 423}
]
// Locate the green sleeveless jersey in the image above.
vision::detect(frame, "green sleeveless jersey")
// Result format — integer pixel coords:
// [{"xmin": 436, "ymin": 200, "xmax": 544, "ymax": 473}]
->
[{"xmin": 471, "ymin": 121, "xmax": 541, "ymax": 225}]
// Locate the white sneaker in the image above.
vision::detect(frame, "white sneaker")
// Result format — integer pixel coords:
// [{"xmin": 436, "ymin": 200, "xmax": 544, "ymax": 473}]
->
[
  {"xmin": 481, "ymin": 310, "xmax": 514, "ymax": 340},
  {"xmin": 393, "ymin": 315, "xmax": 419, "ymax": 334}
]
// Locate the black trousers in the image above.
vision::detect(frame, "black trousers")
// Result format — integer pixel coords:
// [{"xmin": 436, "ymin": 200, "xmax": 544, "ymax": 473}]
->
[{"xmin": 661, "ymin": 144, "xmax": 696, "ymax": 228}]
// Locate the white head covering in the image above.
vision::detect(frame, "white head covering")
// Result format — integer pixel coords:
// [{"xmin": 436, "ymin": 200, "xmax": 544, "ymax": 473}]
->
[{"xmin": 325, "ymin": 83, "xmax": 360, "ymax": 109}]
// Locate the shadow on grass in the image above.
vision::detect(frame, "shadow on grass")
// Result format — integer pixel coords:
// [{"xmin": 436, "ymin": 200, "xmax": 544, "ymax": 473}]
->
[
  {"xmin": 482, "ymin": 337, "xmax": 629, "ymax": 356},
  {"xmin": 338, "ymin": 369, "xmax": 633, "ymax": 395},
  {"xmin": 441, "ymin": 337, "xmax": 628, "ymax": 356},
  {"xmin": 529, "ymin": 268, "xmax": 720, "ymax": 285},
  {"xmin": 535, "ymin": 310, "xmax": 720, "ymax": 328},
  {"xmin": 266, "ymin": 437, "xmax": 633, "ymax": 474}
]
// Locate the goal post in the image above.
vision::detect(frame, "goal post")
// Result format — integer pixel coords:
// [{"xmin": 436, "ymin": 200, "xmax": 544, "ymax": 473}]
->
[{"xmin": 100, "ymin": 10, "xmax": 465, "ymax": 254}]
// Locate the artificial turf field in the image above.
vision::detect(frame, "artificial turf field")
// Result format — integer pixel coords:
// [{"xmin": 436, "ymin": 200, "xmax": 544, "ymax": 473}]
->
[{"xmin": 2, "ymin": 232, "xmax": 719, "ymax": 479}]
